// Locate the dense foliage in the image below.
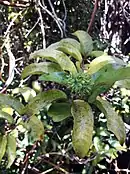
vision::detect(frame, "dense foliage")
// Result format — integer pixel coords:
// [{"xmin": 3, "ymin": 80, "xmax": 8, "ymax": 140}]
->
[{"xmin": 0, "ymin": 0, "xmax": 130, "ymax": 173}]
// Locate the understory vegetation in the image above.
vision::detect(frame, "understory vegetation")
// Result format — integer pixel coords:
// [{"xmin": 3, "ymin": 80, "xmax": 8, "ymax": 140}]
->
[{"xmin": 0, "ymin": 0, "xmax": 130, "ymax": 173}]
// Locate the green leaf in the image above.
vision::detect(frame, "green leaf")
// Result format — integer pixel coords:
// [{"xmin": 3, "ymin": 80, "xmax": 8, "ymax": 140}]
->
[
  {"xmin": 71, "ymin": 100, "xmax": 94, "ymax": 157},
  {"xmin": 115, "ymin": 79, "xmax": 130, "ymax": 89},
  {"xmin": 0, "ymin": 94, "xmax": 25, "ymax": 115},
  {"xmin": 21, "ymin": 62, "xmax": 62, "ymax": 79},
  {"xmin": 26, "ymin": 115, "xmax": 44, "ymax": 141},
  {"xmin": 12, "ymin": 87, "xmax": 36, "ymax": 102},
  {"xmin": 89, "ymin": 51, "xmax": 106, "ymax": 57},
  {"xmin": 48, "ymin": 102, "xmax": 71, "ymax": 122},
  {"xmin": 60, "ymin": 38, "xmax": 81, "ymax": 51},
  {"xmin": 95, "ymin": 96, "xmax": 126, "ymax": 145},
  {"xmin": 0, "ymin": 135, "xmax": 7, "ymax": 162},
  {"xmin": 48, "ymin": 38, "xmax": 81, "ymax": 51},
  {"xmin": 39, "ymin": 72, "xmax": 68, "ymax": 84},
  {"xmin": 88, "ymin": 57, "xmax": 128, "ymax": 103},
  {"xmin": 0, "ymin": 111, "xmax": 13, "ymax": 123},
  {"xmin": 24, "ymin": 90, "xmax": 67, "ymax": 115},
  {"xmin": 7, "ymin": 131, "xmax": 17, "ymax": 168},
  {"xmin": 48, "ymin": 39, "xmax": 82, "ymax": 63},
  {"xmin": 73, "ymin": 30, "xmax": 93, "ymax": 56},
  {"xmin": 88, "ymin": 55, "xmax": 126, "ymax": 75},
  {"xmin": 30, "ymin": 49, "xmax": 77, "ymax": 74}
]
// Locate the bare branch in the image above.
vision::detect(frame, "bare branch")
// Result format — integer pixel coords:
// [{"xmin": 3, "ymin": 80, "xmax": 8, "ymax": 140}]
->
[
  {"xmin": 0, "ymin": 0, "xmax": 31, "ymax": 8},
  {"xmin": 37, "ymin": 5, "xmax": 46, "ymax": 49}
]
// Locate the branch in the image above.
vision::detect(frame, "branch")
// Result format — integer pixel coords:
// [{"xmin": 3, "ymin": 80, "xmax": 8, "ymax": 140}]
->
[
  {"xmin": 0, "ymin": 0, "xmax": 31, "ymax": 8},
  {"xmin": 87, "ymin": 0, "xmax": 100, "ymax": 33},
  {"xmin": 0, "ymin": 38, "xmax": 15, "ymax": 93},
  {"xmin": 37, "ymin": 5, "xmax": 46, "ymax": 49}
]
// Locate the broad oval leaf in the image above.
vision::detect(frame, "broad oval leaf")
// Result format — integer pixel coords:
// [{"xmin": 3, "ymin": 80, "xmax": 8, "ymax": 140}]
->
[
  {"xmin": 95, "ymin": 96, "xmax": 126, "ymax": 145},
  {"xmin": 26, "ymin": 115, "xmax": 44, "ymax": 141},
  {"xmin": 48, "ymin": 102, "xmax": 71, "ymax": 122},
  {"xmin": 48, "ymin": 39, "xmax": 82, "ymax": 63},
  {"xmin": 48, "ymin": 38, "xmax": 81, "ymax": 51},
  {"xmin": 0, "ymin": 135, "xmax": 7, "ymax": 162},
  {"xmin": 6, "ymin": 131, "xmax": 17, "ymax": 168},
  {"xmin": 30, "ymin": 49, "xmax": 77, "ymax": 74},
  {"xmin": 21, "ymin": 62, "xmax": 62, "ymax": 79},
  {"xmin": 88, "ymin": 58, "xmax": 128, "ymax": 103},
  {"xmin": 71, "ymin": 100, "xmax": 94, "ymax": 157},
  {"xmin": 24, "ymin": 90, "xmax": 67, "ymax": 116},
  {"xmin": 60, "ymin": 38, "xmax": 81, "ymax": 51},
  {"xmin": 73, "ymin": 30, "xmax": 93, "ymax": 56},
  {"xmin": 39, "ymin": 72, "xmax": 68, "ymax": 85},
  {"xmin": 0, "ymin": 111, "xmax": 13, "ymax": 123},
  {"xmin": 0, "ymin": 94, "xmax": 25, "ymax": 115},
  {"xmin": 88, "ymin": 55, "xmax": 126, "ymax": 75}
]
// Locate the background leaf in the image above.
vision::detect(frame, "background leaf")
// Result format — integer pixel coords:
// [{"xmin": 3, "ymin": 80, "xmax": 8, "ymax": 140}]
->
[
  {"xmin": 0, "ymin": 111, "xmax": 13, "ymax": 123},
  {"xmin": 0, "ymin": 94, "xmax": 25, "ymax": 115},
  {"xmin": 7, "ymin": 131, "xmax": 17, "ymax": 168},
  {"xmin": 24, "ymin": 90, "xmax": 67, "ymax": 115},
  {"xmin": 12, "ymin": 87, "xmax": 36, "ymax": 102},
  {"xmin": 71, "ymin": 100, "xmax": 94, "ymax": 157},
  {"xmin": 115, "ymin": 79, "xmax": 130, "ymax": 89},
  {"xmin": 0, "ymin": 135, "xmax": 7, "ymax": 162},
  {"xmin": 48, "ymin": 102, "xmax": 71, "ymax": 122},
  {"xmin": 26, "ymin": 115, "xmax": 44, "ymax": 141},
  {"xmin": 89, "ymin": 51, "xmax": 105, "ymax": 57}
]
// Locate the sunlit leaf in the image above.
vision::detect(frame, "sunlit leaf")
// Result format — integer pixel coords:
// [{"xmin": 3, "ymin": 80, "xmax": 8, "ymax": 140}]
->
[
  {"xmin": 0, "ymin": 94, "xmax": 25, "ymax": 115},
  {"xmin": 88, "ymin": 55, "xmax": 126, "ymax": 75},
  {"xmin": 71, "ymin": 100, "xmax": 94, "ymax": 157},
  {"xmin": 48, "ymin": 102, "xmax": 71, "ymax": 122},
  {"xmin": 0, "ymin": 135, "xmax": 7, "ymax": 162},
  {"xmin": 30, "ymin": 49, "xmax": 77, "ymax": 74},
  {"xmin": 60, "ymin": 38, "xmax": 81, "ymax": 51},
  {"xmin": 73, "ymin": 30, "xmax": 93, "ymax": 56},
  {"xmin": 7, "ymin": 131, "xmax": 17, "ymax": 168},
  {"xmin": 26, "ymin": 115, "xmax": 44, "ymax": 141},
  {"xmin": 95, "ymin": 96, "xmax": 126, "ymax": 145},
  {"xmin": 88, "ymin": 61, "xmax": 130, "ymax": 103},
  {"xmin": 39, "ymin": 72, "xmax": 68, "ymax": 84},
  {"xmin": 21, "ymin": 62, "xmax": 62, "ymax": 79},
  {"xmin": 115, "ymin": 79, "xmax": 130, "ymax": 89},
  {"xmin": 2, "ymin": 106, "xmax": 13, "ymax": 115},
  {"xmin": 13, "ymin": 87, "xmax": 36, "ymax": 102},
  {"xmin": 24, "ymin": 90, "xmax": 67, "ymax": 115},
  {"xmin": 89, "ymin": 51, "xmax": 105, "ymax": 57},
  {"xmin": 48, "ymin": 39, "xmax": 82, "ymax": 63},
  {"xmin": 0, "ymin": 111, "xmax": 13, "ymax": 123}
]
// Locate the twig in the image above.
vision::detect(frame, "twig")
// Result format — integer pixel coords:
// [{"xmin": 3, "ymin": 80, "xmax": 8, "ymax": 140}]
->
[
  {"xmin": 2, "ymin": 10, "xmax": 24, "ymax": 49},
  {"xmin": 37, "ymin": 5, "xmax": 46, "ymax": 49},
  {"xmin": 0, "ymin": 0, "xmax": 31, "ymax": 8},
  {"xmin": 25, "ymin": 18, "xmax": 40, "ymax": 38},
  {"xmin": 87, "ymin": 0, "xmax": 100, "ymax": 33},
  {"xmin": 62, "ymin": 0, "xmax": 67, "ymax": 22},
  {"xmin": 0, "ymin": 38, "xmax": 15, "ymax": 93},
  {"xmin": 40, "ymin": 167, "xmax": 54, "ymax": 174},
  {"xmin": 42, "ymin": 158, "xmax": 69, "ymax": 174},
  {"xmin": 38, "ymin": 0, "xmax": 65, "ymax": 37}
]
